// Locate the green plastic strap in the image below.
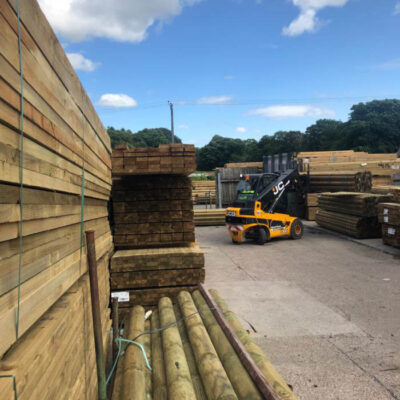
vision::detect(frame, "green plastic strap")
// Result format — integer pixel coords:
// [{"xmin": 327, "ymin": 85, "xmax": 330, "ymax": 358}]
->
[
  {"xmin": 0, "ymin": 375, "xmax": 18, "ymax": 400},
  {"xmin": 106, "ymin": 337, "xmax": 152, "ymax": 385},
  {"xmin": 15, "ymin": 0, "xmax": 24, "ymax": 340}
]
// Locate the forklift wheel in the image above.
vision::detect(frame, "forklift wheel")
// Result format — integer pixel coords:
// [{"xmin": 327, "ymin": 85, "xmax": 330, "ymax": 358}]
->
[
  {"xmin": 257, "ymin": 228, "xmax": 268, "ymax": 245},
  {"xmin": 232, "ymin": 238, "xmax": 241, "ymax": 244},
  {"xmin": 290, "ymin": 219, "xmax": 304, "ymax": 240}
]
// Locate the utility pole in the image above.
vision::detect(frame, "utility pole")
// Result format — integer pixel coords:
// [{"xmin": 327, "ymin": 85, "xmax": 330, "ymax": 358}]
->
[{"xmin": 168, "ymin": 101, "xmax": 174, "ymax": 143}]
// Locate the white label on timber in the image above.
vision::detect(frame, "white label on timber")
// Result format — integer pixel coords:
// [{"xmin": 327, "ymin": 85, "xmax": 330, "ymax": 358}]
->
[
  {"xmin": 388, "ymin": 228, "xmax": 396, "ymax": 235},
  {"xmin": 392, "ymin": 165, "xmax": 400, "ymax": 170},
  {"xmin": 111, "ymin": 292, "xmax": 130, "ymax": 302},
  {"xmin": 383, "ymin": 208, "xmax": 388, "ymax": 215},
  {"xmin": 384, "ymin": 216, "xmax": 389, "ymax": 223},
  {"xmin": 361, "ymin": 162, "xmax": 367, "ymax": 166}
]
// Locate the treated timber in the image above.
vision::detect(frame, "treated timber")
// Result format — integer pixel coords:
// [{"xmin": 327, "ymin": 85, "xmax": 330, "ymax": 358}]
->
[
  {"xmin": 0, "ymin": 5, "xmax": 111, "ymax": 167},
  {"xmin": 158, "ymin": 297, "xmax": 196, "ymax": 400},
  {"xmin": 150, "ymin": 311, "xmax": 168, "ymax": 400},
  {"xmin": 208, "ymin": 288, "xmax": 296, "ymax": 400},
  {"xmin": 6, "ymin": 0, "xmax": 111, "ymax": 151},
  {"xmin": 178, "ymin": 291, "xmax": 238, "ymax": 400},
  {"xmin": 121, "ymin": 306, "xmax": 146, "ymax": 400},
  {"xmin": 192, "ymin": 290, "xmax": 262, "ymax": 400},
  {"xmin": 0, "ymin": 233, "xmax": 112, "ymax": 358},
  {"xmin": 110, "ymin": 246, "xmax": 204, "ymax": 272}
]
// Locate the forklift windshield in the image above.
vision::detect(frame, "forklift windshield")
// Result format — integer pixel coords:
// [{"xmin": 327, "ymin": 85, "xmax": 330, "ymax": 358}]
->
[{"xmin": 236, "ymin": 176, "xmax": 260, "ymax": 201}]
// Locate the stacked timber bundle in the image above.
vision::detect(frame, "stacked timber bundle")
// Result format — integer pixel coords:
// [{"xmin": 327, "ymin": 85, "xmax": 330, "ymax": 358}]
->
[
  {"xmin": 0, "ymin": 0, "xmax": 113, "ymax": 398},
  {"xmin": 224, "ymin": 161, "xmax": 263, "ymax": 169},
  {"xmin": 111, "ymin": 288, "xmax": 298, "ymax": 400},
  {"xmin": 110, "ymin": 245, "xmax": 205, "ymax": 307},
  {"xmin": 309, "ymin": 171, "xmax": 372, "ymax": 192},
  {"xmin": 112, "ymin": 175, "xmax": 195, "ymax": 248},
  {"xmin": 192, "ymin": 180, "xmax": 216, "ymax": 205},
  {"xmin": 371, "ymin": 185, "xmax": 400, "ymax": 202},
  {"xmin": 296, "ymin": 150, "xmax": 399, "ymax": 189},
  {"xmin": 378, "ymin": 203, "xmax": 400, "ymax": 248},
  {"xmin": 316, "ymin": 192, "xmax": 391, "ymax": 238},
  {"xmin": 111, "ymin": 147, "xmax": 205, "ymax": 308},
  {"xmin": 305, "ymin": 193, "xmax": 320, "ymax": 221},
  {"xmin": 112, "ymin": 143, "xmax": 196, "ymax": 175},
  {"xmin": 194, "ymin": 208, "xmax": 226, "ymax": 226}
]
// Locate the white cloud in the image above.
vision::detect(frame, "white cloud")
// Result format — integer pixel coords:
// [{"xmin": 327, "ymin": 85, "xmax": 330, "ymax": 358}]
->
[
  {"xmin": 374, "ymin": 59, "xmax": 400, "ymax": 70},
  {"xmin": 395, "ymin": 2, "xmax": 400, "ymax": 14},
  {"xmin": 283, "ymin": 0, "xmax": 348, "ymax": 36},
  {"xmin": 247, "ymin": 105, "xmax": 334, "ymax": 119},
  {"xmin": 197, "ymin": 96, "xmax": 233, "ymax": 105},
  {"xmin": 224, "ymin": 75, "xmax": 234, "ymax": 80},
  {"xmin": 98, "ymin": 94, "xmax": 138, "ymax": 108},
  {"xmin": 38, "ymin": 0, "xmax": 202, "ymax": 42},
  {"xmin": 67, "ymin": 53, "xmax": 99, "ymax": 71},
  {"xmin": 179, "ymin": 124, "xmax": 189, "ymax": 129},
  {"xmin": 236, "ymin": 127, "xmax": 247, "ymax": 133}
]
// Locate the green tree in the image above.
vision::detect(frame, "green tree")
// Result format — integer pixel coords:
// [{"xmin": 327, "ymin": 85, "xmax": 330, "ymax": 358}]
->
[
  {"xmin": 107, "ymin": 127, "xmax": 181, "ymax": 149},
  {"xmin": 304, "ymin": 119, "xmax": 344, "ymax": 151}
]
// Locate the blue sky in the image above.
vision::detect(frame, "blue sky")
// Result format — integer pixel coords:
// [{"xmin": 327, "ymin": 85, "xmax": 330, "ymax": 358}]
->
[{"xmin": 39, "ymin": 0, "xmax": 400, "ymax": 146}]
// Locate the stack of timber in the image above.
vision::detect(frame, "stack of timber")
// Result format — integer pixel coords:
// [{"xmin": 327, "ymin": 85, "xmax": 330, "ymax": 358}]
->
[
  {"xmin": 111, "ymin": 147, "xmax": 205, "ymax": 308},
  {"xmin": 192, "ymin": 180, "xmax": 216, "ymax": 205},
  {"xmin": 378, "ymin": 202, "xmax": 400, "ymax": 248},
  {"xmin": 308, "ymin": 171, "xmax": 372, "ymax": 192},
  {"xmin": 371, "ymin": 185, "xmax": 400, "ymax": 203},
  {"xmin": 0, "ymin": 0, "xmax": 113, "ymax": 398},
  {"xmin": 112, "ymin": 175, "xmax": 195, "ymax": 248},
  {"xmin": 296, "ymin": 151, "xmax": 399, "ymax": 187},
  {"xmin": 305, "ymin": 193, "xmax": 320, "ymax": 221},
  {"xmin": 112, "ymin": 144, "xmax": 196, "ymax": 175},
  {"xmin": 0, "ymin": 254, "xmax": 112, "ymax": 400},
  {"xmin": 111, "ymin": 288, "xmax": 298, "ymax": 400},
  {"xmin": 110, "ymin": 245, "xmax": 205, "ymax": 307},
  {"xmin": 316, "ymin": 192, "xmax": 391, "ymax": 238},
  {"xmin": 194, "ymin": 208, "xmax": 226, "ymax": 226}
]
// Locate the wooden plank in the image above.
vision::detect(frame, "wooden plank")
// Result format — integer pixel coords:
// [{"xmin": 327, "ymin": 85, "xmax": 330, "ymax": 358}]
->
[
  {"xmin": 0, "ymin": 5, "xmax": 111, "ymax": 168},
  {"xmin": 0, "ymin": 233, "xmax": 112, "ymax": 358},
  {"xmin": 7, "ymin": 0, "xmax": 111, "ymax": 152},
  {"xmin": 0, "ymin": 205, "xmax": 108, "ymax": 242}
]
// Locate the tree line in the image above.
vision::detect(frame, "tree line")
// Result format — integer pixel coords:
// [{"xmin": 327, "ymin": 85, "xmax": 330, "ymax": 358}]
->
[{"xmin": 107, "ymin": 99, "xmax": 400, "ymax": 171}]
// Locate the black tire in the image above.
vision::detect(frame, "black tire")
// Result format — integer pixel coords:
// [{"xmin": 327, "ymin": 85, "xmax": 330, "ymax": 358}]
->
[
  {"xmin": 232, "ymin": 238, "xmax": 240, "ymax": 244},
  {"xmin": 257, "ymin": 228, "xmax": 268, "ymax": 245},
  {"xmin": 290, "ymin": 219, "xmax": 304, "ymax": 239}
]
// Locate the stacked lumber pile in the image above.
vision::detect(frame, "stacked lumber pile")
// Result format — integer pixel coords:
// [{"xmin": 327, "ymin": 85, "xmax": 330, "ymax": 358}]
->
[
  {"xmin": 305, "ymin": 193, "xmax": 320, "ymax": 221},
  {"xmin": 112, "ymin": 144, "xmax": 196, "ymax": 175},
  {"xmin": 112, "ymin": 288, "xmax": 297, "ymax": 400},
  {"xmin": 224, "ymin": 161, "xmax": 263, "ymax": 169},
  {"xmin": 0, "ymin": 0, "xmax": 113, "ymax": 398},
  {"xmin": 316, "ymin": 192, "xmax": 391, "ymax": 238},
  {"xmin": 0, "ymin": 256, "xmax": 111, "ymax": 400},
  {"xmin": 110, "ymin": 245, "xmax": 205, "ymax": 307},
  {"xmin": 296, "ymin": 151, "xmax": 399, "ymax": 189},
  {"xmin": 378, "ymin": 202, "xmax": 400, "ymax": 248},
  {"xmin": 371, "ymin": 185, "xmax": 400, "ymax": 202},
  {"xmin": 192, "ymin": 180, "xmax": 216, "ymax": 204},
  {"xmin": 112, "ymin": 175, "xmax": 195, "ymax": 248},
  {"xmin": 194, "ymin": 208, "xmax": 226, "ymax": 226},
  {"xmin": 111, "ymin": 146, "xmax": 205, "ymax": 307},
  {"xmin": 309, "ymin": 171, "xmax": 372, "ymax": 193}
]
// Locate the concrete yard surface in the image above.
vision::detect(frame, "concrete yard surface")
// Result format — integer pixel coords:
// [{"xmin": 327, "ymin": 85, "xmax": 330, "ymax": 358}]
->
[{"xmin": 197, "ymin": 225, "xmax": 400, "ymax": 400}]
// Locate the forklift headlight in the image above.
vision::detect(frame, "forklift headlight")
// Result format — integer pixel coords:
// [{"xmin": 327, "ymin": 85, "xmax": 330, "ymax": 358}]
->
[{"xmin": 227, "ymin": 211, "xmax": 236, "ymax": 217}]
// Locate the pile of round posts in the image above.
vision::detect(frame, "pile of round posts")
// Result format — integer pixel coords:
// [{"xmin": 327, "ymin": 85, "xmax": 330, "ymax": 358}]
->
[
  {"xmin": 309, "ymin": 171, "xmax": 372, "ymax": 193},
  {"xmin": 111, "ymin": 289, "xmax": 297, "ymax": 400}
]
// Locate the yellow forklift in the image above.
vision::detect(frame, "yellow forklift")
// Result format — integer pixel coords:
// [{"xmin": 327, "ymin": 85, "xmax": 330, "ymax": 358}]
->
[{"xmin": 226, "ymin": 168, "xmax": 308, "ymax": 244}]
